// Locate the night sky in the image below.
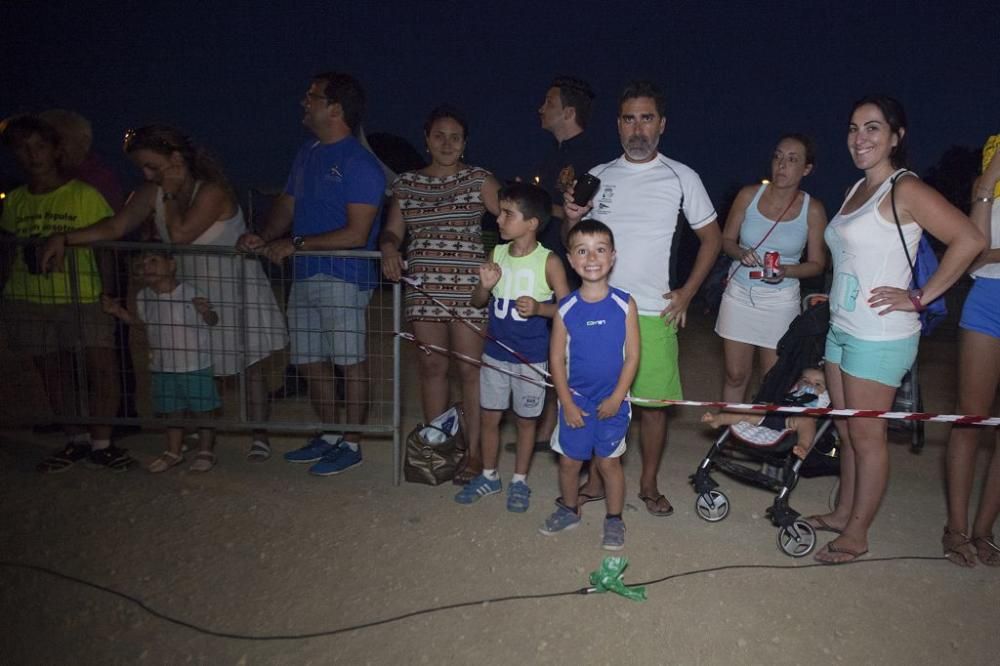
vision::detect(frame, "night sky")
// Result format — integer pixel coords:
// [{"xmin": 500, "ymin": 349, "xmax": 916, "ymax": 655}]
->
[{"xmin": 3, "ymin": 1, "xmax": 997, "ymax": 213}]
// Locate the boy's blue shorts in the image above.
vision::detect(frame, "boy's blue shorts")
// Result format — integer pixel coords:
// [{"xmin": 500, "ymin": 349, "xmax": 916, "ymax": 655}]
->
[{"xmin": 550, "ymin": 396, "xmax": 630, "ymax": 461}]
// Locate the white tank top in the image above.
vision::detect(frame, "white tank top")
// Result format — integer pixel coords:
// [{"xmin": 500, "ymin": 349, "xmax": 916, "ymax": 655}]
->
[
  {"xmin": 972, "ymin": 198, "xmax": 1000, "ymax": 280},
  {"xmin": 824, "ymin": 169, "xmax": 922, "ymax": 341},
  {"xmin": 154, "ymin": 182, "xmax": 247, "ymax": 246}
]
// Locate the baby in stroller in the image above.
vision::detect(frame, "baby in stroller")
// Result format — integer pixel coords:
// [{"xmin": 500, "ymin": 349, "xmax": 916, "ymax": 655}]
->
[{"xmin": 701, "ymin": 366, "xmax": 830, "ymax": 459}]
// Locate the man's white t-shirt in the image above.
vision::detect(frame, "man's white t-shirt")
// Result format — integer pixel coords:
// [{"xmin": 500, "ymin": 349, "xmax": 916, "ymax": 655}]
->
[
  {"xmin": 588, "ymin": 154, "xmax": 716, "ymax": 315},
  {"xmin": 137, "ymin": 282, "xmax": 214, "ymax": 373}
]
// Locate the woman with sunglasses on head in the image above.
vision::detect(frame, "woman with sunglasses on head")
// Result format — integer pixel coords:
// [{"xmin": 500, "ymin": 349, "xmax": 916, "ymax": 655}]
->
[
  {"xmin": 42, "ymin": 125, "xmax": 288, "ymax": 467},
  {"xmin": 809, "ymin": 96, "xmax": 983, "ymax": 564},
  {"xmin": 379, "ymin": 105, "xmax": 502, "ymax": 485},
  {"xmin": 716, "ymin": 133, "xmax": 828, "ymax": 403}
]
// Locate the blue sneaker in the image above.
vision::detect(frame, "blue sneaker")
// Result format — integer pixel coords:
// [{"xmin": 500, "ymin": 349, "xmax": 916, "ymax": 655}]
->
[
  {"xmin": 538, "ymin": 501, "xmax": 581, "ymax": 535},
  {"xmin": 308, "ymin": 441, "xmax": 362, "ymax": 476},
  {"xmin": 506, "ymin": 480, "xmax": 531, "ymax": 513},
  {"xmin": 284, "ymin": 436, "xmax": 340, "ymax": 464},
  {"xmin": 454, "ymin": 474, "xmax": 501, "ymax": 504},
  {"xmin": 602, "ymin": 517, "xmax": 626, "ymax": 551}
]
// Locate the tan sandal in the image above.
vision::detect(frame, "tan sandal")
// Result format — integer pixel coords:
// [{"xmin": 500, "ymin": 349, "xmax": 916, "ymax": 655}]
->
[
  {"xmin": 942, "ymin": 526, "xmax": 976, "ymax": 568},
  {"xmin": 973, "ymin": 534, "xmax": 1000, "ymax": 567},
  {"xmin": 148, "ymin": 451, "xmax": 184, "ymax": 474},
  {"xmin": 189, "ymin": 451, "xmax": 217, "ymax": 473}
]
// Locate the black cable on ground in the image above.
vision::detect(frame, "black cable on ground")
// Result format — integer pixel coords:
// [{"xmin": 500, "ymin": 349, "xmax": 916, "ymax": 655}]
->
[{"xmin": 0, "ymin": 556, "xmax": 947, "ymax": 642}]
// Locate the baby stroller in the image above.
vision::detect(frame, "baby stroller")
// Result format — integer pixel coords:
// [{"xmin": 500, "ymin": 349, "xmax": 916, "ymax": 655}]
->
[{"xmin": 690, "ymin": 299, "xmax": 838, "ymax": 557}]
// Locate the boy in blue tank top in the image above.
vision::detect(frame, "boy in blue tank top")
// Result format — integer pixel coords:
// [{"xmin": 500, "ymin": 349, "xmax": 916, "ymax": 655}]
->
[
  {"xmin": 455, "ymin": 183, "xmax": 570, "ymax": 511},
  {"xmin": 540, "ymin": 220, "xmax": 640, "ymax": 551}
]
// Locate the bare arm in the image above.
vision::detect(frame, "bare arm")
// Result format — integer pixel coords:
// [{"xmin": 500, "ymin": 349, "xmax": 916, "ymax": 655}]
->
[
  {"xmin": 237, "ymin": 193, "xmax": 295, "ymax": 252},
  {"xmin": 42, "ymin": 185, "xmax": 157, "ymax": 272},
  {"xmin": 471, "ymin": 252, "xmax": 499, "ymax": 309},
  {"xmin": 967, "ymin": 157, "xmax": 1000, "ymax": 273},
  {"xmin": 549, "ymin": 311, "xmax": 586, "ymax": 427},
  {"xmin": 662, "ymin": 219, "xmax": 722, "ymax": 327},
  {"xmin": 597, "ymin": 297, "xmax": 640, "ymax": 419},
  {"xmin": 481, "ymin": 174, "xmax": 502, "ymax": 217},
  {"xmin": 516, "ymin": 253, "xmax": 570, "ymax": 319},
  {"xmin": 720, "ymin": 186, "xmax": 756, "ymax": 263},
  {"xmin": 262, "ymin": 201, "xmax": 379, "ymax": 264},
  {"xmin": 379, "ymin": 196, "xmax": 406, "ymax": 281},
  {"xmin": 871, "ymin": 177, "xmax": 985, "ymax": 313},
  {"xmin": 162, "ymin": 182, "xmax": 234, "ymax": 245},
  {"xmin": 781, "ymin": 197, "xmax": 828, "ymax": 280}
]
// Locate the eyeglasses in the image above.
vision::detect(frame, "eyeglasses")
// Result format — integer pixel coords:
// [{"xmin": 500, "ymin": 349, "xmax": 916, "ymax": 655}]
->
[{"xmin": 303, "ymin": 91, "xmax": 331, "ymax": 103}]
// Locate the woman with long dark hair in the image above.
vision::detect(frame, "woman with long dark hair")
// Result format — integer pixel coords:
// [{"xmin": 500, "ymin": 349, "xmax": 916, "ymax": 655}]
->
[{"xmin": 809, "ymin": 97, "xmax": 983, "ymax": 563}]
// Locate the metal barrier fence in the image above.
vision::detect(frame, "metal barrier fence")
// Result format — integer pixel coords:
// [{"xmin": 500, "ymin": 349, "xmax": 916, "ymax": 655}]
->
[{"xmin": 0, "ymin": 238, "xmax": 403, "ymax": 483}]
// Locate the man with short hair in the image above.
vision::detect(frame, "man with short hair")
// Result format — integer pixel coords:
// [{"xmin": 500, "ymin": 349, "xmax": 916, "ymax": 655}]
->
[
  {"xmin": 535, "ymin": 76, "xmax": 597, "ymax": 283},
  {"xmin": 0, "ymin": 114, "xmax": 127, "ymax": 472},
  {"xmin": 237, "ymin": 71, "xmax": 385, "ymax": 476},
  {"xmin": 564, "ymin": 80, "xmax": 722, "ymax": 516}
]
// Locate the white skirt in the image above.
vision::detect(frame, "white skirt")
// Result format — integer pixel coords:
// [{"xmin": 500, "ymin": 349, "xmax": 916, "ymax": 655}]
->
[
  {"xmin": 715, "ymin": 279, "xmax": 800, "ymax": 349},
  {"xmin": 179, "ymin": 253, "xmax": 289, "ymax": 376}
]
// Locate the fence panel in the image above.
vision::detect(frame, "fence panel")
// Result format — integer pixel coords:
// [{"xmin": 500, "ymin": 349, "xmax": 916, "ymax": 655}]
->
[{"xmin": 0, "ymin": 238, "xmax": 402, "ymax": 483}]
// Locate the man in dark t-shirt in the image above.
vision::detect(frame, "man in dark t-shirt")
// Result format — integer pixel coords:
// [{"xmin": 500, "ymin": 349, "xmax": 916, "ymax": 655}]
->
[{"xmin": 534, "ymin": 76, "xmax": 598, "ymax": 290}]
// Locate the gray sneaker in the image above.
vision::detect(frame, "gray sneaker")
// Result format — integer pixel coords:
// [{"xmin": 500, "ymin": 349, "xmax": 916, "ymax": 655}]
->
[
  {"xmin": 538, "ymin": 502, "xmax": 581, "ymax": 535},
  {"xmin": 602, "ymin": 517, "xmax": 626, "ymax": 551}
]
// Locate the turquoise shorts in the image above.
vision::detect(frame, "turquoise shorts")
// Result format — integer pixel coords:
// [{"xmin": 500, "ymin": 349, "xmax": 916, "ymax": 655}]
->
[
  {"xmin": 152, "ymin": 367, "xmax": 221, "ymax": 414},
  {"xmin": 824, "ymin": 325, "xmax": 919, "ymax": 388}
]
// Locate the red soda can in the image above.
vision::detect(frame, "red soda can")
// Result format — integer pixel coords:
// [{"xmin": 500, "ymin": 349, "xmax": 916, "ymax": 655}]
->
[{"xmin": 763, "ymin": 251, "xmax": 781, "ymax": 280}]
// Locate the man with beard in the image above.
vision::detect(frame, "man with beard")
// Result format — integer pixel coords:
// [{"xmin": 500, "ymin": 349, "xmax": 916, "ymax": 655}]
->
[{"xmin": 563, "ymin": 80, "xmax": 721, "ymax": 517}]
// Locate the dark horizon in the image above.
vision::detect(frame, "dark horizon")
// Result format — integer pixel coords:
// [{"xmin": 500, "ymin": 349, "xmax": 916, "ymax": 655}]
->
[{"xmin": 3, "ymin": 1, "xmax": 996, "ymax": 213}]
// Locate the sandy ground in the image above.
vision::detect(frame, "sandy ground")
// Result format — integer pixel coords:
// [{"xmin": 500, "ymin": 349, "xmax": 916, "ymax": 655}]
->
[{"xmin": 2, "ymin": 304, "xmax": 1000, "ymax": 665}]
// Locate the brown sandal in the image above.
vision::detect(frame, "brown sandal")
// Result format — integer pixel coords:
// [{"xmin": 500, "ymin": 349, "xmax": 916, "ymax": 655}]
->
[
  {"xmin": 942, "ymin": 526, "xmax": 977, "ymax": 568},
  {"xmin": 972, "ymin": 534, "xmax": 1000, "ymax": 567}
]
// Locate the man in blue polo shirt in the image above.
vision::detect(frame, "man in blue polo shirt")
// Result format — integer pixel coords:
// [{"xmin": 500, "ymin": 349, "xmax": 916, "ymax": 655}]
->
[{"xmin": 238, "ymin": 71, "xmax": 385, "ymax": 476}]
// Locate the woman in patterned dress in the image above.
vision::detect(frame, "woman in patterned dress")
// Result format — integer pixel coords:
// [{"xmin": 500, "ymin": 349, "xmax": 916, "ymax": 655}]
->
[{"xmin": 381, "ymin": 106, "xmax": 501, "ymax": 483}]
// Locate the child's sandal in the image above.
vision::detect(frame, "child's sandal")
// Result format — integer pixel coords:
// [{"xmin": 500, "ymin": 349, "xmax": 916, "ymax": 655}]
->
[
  {"xmin": 189, "ymin": 451, "xmax": 217, "ymax": 473},
  {"xmin": 148, "ymin": 451, "xmax": 184, "ymax": 474}
]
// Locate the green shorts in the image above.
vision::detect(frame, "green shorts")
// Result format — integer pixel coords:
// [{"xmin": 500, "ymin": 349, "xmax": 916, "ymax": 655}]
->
[
  {"xmin": 152, "ymin": 367, "xmax": 221, "ymax": 414},
  {"xmin": 631, "ymin": 315, "xmax": 682, "ymax": 407}
]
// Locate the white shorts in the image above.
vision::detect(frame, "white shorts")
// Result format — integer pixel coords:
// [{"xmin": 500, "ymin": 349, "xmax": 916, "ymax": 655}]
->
[
  {"xmin": 287, "ymin": 275, "xmax": 372, "ymax": 366},
  {"xmin": 479, "ymin": 354, "xmax": 547, "ymax": 418},
  {"xmin": 715, "ymin": 279, "xmax": 800, "ymax": 349}
]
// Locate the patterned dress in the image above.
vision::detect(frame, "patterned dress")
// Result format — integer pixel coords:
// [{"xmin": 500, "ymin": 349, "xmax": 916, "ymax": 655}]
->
[{"xmin": 393, "ymin": 167, "xmax": 491, "ymax": 323}]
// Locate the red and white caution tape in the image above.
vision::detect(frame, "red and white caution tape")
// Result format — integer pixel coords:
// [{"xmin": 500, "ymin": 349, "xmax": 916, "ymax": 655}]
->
[
  {"xmin": 399, "ymin": 275, "xmax": 552, "ymax": 381},
  {"xmin": 630, "ymin": 398, "xmax": 1000, "ymax": 427},
  {"xmin": 394, "ymin": 294, "xmax": 1000, "ymax": 427}
]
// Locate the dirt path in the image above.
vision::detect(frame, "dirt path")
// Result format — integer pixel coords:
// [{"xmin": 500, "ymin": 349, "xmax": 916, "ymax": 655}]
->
[{"xmin": 2, "ymin": 310, "xmax": 998, "ymax": 664}]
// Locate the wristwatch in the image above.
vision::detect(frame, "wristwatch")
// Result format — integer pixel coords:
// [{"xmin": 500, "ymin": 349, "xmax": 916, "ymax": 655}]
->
[{"xmin": 292, "ymin": 235, "xmax": 306, "ymax": 251}]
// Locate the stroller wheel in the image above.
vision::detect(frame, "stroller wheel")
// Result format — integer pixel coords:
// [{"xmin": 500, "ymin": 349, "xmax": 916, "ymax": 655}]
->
[
  {"xmin": 695, "ymin": 490, "xmax": 729, "ymax": 522},
  {"xmin": 777, "ymin": 520, "xmax": 817, "ymax": 557}
]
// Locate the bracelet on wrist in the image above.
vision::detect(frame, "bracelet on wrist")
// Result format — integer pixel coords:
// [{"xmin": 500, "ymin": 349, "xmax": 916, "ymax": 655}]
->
[
  {"xmin": 908, "ymin": 288, "xmax": 926, "ymax": 313},
  {"xmin": 972, "ymin": 195, "xmax": 994, "ymax": 205}
]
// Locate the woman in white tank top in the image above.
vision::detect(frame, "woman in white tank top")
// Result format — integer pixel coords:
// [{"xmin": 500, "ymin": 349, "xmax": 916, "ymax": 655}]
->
[
  {"xmin": 942, "ymin": 144, "xmax": 1000, "ymax": 566},
  {"xmin": 44, "ymin": 125, "xmax": 288, "ymax": 465},
  {"xmin": 809, "ymin": 97, "xmax": 984, "ymax": 564}
]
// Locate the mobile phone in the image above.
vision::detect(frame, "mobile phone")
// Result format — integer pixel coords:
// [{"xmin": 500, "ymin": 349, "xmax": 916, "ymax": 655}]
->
[{"xmin": 572, "ymin": 173, "xmax": 601, "ymax": 206}]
